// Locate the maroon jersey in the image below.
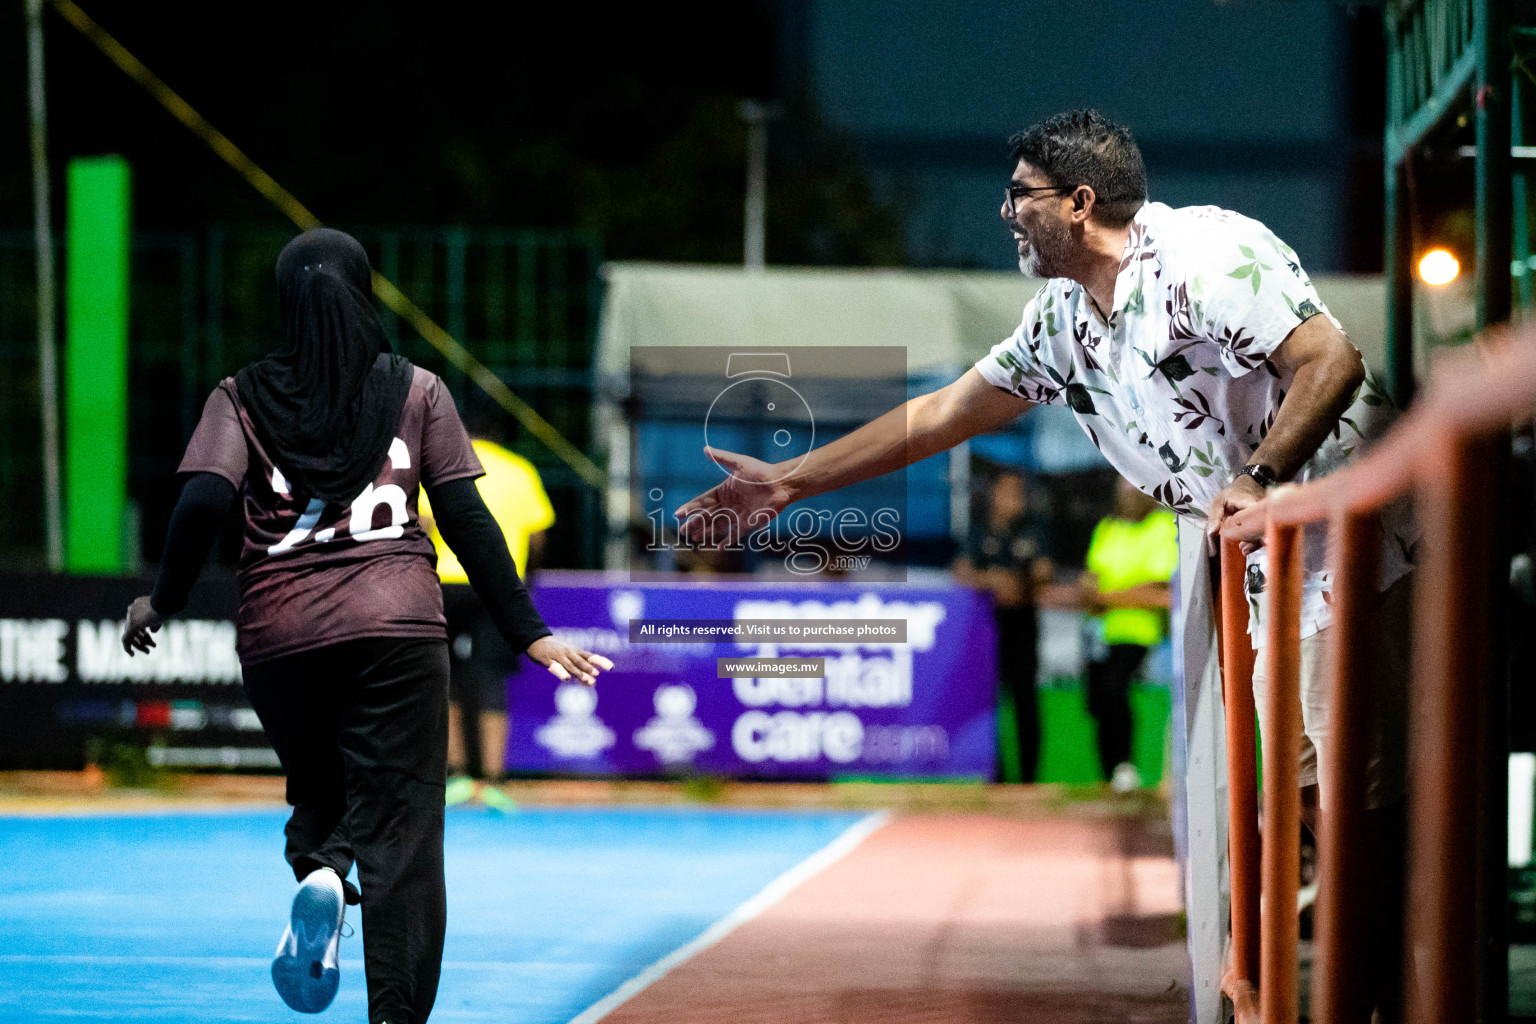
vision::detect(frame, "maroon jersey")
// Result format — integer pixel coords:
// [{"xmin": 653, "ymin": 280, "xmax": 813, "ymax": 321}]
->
[{"xmin": 179, "ymin": 367, "xmax": 483, "ymax": 663}]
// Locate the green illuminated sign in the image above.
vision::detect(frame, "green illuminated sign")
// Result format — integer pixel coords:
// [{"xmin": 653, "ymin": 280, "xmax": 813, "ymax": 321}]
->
[{"xmin": 64, "ymin": 155, "xmax": 131, "ymax": 574}]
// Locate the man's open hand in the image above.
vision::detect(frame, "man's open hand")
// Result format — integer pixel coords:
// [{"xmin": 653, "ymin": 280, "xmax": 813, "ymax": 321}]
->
[
  {"xmin": 1205, "ymin": 473, "xmax": 1268, "ymax": 555},
  {"xmin": 527, "ymin": 636, "xmax": 613, "ymax": 687},
  {"xmin": 672, "ymin": 447, "xmax": 794, "ymax": 547}
]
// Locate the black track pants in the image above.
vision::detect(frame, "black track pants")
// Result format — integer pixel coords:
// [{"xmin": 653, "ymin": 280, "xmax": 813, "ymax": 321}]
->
[
  {"xmin": 243, "ymin": 636, "xmax": 450, "ymax": 1024},
  {"xmin": 1086, "ymin": 643, "xmax": 1147, "ymax": 779},
  {"xmin": 993, "ymin": 606, "xmax": 1040, "ymax": 783}
]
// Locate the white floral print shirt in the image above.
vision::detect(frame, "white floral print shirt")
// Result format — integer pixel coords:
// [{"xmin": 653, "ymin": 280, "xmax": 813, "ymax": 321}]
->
[{"xmin": 977, "ymin": 202, "xmax": 1416, "ymax": 645}]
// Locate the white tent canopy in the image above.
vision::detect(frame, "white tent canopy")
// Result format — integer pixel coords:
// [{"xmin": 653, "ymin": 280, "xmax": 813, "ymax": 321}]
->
[{"xmin": 598, "ymin": 262, "xmax": 1387, "ymax": 379}]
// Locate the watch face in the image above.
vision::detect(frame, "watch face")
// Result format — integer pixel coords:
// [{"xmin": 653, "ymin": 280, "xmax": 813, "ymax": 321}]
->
[{"xmin": 704, "ymin": 376, "xmax": 816, "ymax": 484}]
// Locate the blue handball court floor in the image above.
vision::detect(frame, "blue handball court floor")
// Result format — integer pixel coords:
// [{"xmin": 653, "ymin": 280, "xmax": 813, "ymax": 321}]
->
[{"xmin": 0, "ymin": 805, "xmax": 869, "ymax": 1023}]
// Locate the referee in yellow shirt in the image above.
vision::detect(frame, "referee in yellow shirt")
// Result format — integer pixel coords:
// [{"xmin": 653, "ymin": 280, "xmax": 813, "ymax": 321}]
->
[
  {"xmin": 1079, "ymin": 477, "xmax": 1177, "ymax": 793},
  {"xmin": 420, "ymin": 420, "xmax": 556, "ymax": 808}
]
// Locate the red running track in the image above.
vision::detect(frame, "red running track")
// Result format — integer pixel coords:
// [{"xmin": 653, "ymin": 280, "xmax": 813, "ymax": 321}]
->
[{"xmin": 602, "ymin": 812, "xmax": 1190, "ymax": 1024}]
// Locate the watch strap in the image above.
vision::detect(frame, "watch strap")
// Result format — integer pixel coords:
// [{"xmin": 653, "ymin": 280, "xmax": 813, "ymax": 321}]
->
[{"xmin": 1241, "ymin": 463, "xmax": 1278, "ymax": 488}]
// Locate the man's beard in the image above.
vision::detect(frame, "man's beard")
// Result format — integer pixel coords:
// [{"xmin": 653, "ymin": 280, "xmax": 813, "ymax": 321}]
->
[{"xmin": 1016, "ymin": 216, "xmax": 1072, "ymax": 278}]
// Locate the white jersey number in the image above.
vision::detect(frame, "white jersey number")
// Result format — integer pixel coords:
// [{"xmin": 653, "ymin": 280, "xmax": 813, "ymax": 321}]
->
[{"xmin": 267, "ymin": 438, "xmax": 411, "ymax": 555}]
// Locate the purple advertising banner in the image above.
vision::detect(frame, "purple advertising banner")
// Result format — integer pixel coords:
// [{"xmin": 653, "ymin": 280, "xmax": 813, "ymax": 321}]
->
[{"xmin": 508, "ymin": 572, "xmax": 997, "ymax": 780}]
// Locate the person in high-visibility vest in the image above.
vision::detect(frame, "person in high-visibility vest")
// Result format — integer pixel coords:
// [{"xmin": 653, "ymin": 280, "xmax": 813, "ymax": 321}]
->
[
  {"xmin": 419, "ymin": 419, "xmax": 556, "ymax": 809},
  {"xmin": 1080, "ymin": 476, "xmax": 1177, "ymax": 793}
]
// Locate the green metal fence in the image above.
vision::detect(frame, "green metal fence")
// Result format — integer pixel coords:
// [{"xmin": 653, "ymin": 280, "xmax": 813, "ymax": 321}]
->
[
  {"xmin": 1383, "ymin": 0, "xmax": 1513, "ymax": 402},
  {"xmin": 0, "ymin": 225, "xmax": 603, "ymax": 571}
]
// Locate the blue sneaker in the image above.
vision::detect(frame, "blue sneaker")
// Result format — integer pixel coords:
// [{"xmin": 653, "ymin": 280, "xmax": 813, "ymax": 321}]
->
[{"xmin": 271, "ymin": 868, "xmax": 345, "ymax": 1013}]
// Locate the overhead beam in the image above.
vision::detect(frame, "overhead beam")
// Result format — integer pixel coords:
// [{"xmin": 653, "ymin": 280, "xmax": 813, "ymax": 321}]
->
[{"xmin": 1386, "ymin": 46, "xmax": 1477, "ymax": 163}]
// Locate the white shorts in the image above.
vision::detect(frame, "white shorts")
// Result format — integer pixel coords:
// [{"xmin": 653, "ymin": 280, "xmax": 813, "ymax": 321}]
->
[{"xmin": 1250, "ymin": 575, "xmax": 1410, "ymax": 809}]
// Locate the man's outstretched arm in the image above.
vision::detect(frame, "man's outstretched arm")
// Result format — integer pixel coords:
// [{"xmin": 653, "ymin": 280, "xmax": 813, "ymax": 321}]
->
[{"xmin": 675, "ymin": 368, "xmax": 1033, "ymax": 541}]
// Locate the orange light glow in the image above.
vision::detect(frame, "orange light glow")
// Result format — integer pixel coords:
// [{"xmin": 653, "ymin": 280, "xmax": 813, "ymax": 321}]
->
[{"xmin": 1418, "ymin": 248, "xmax": 1460, "ymax": 286}]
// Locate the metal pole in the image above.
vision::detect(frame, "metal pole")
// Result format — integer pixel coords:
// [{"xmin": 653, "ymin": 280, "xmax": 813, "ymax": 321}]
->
[
  {"xmin": 1313, "ymin": 511, "xmax": 1381, "ymax": 1024},
  {"xmin": 1383, "ymin": 6, "xmax": 1415, "ymax": 409},
  {"xmin": 1475, "ymin": 0, "xmax": 1512, "ymax": 330},
  {"xmin": 1476, "ymin": 11, "xmax": 1515, "ymax": 1013},
  {"xmin": 27, "ymin": 0, "xmax": 63, "ymax": 571},
  {"xmin": 1385, "ymin": 157, "xmax": 1416, "ymax": 408},
  {"xmin": 1511, "ymin": 77, "xmax": 1531, "ymax": 315},
  {"xmin": 1406, "ymin": 432, "xmax": 1494, "ymax": 1024},
  {"xmin": 948, "ymin": 440, "xmax": 970, "ymax": 544},
  {"xmin": 1483, "ymin": 433, "xmax": 1512, "ymax": 1024},
  {"xmin": 1220, "ymin": 537, "xmax": 1261, "ymax": 1019},
  {"xmin": 740, "ymin": 100, "xmax": 767, "ymax": 271},
  {"xmin": 1260, "ymin": 521, "xmax": 1303, "ymax": 1024}
]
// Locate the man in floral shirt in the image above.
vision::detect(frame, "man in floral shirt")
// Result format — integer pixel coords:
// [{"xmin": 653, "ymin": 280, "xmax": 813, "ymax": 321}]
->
[
  {"xmin": 677, "ymin": 109, "xmax": 1408, "ymax": 1021},
  {"xmin": 982, "ymin": 152, "xmax": 1414, "ymax": 654}
]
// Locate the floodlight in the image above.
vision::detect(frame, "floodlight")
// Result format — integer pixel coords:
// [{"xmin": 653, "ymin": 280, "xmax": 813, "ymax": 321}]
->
[{"xmin": 1418, "ymin": 248, "xmax": 1460, "ymax": 287}]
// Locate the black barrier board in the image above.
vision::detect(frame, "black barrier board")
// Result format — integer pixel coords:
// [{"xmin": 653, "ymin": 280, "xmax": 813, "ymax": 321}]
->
[{"xmin": 0, "ymin": 573, "xmax": 276, "ymax": 770}]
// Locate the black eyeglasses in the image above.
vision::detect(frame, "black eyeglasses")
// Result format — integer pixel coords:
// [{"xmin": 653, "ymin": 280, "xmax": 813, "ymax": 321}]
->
[{"xmin": 1003, "ymin": 183, "xmax": 1071, "ymax": 215}]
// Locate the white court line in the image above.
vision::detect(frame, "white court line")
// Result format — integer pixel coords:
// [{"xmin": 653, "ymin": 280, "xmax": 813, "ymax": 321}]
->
[{"xmin": 566, "ymin": 810, "xmax": 891, "ymax": 1024}]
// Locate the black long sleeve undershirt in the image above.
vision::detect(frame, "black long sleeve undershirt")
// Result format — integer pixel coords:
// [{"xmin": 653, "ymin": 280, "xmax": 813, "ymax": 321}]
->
[
  {"xmin": 425, "ymin": 477, "xmax": 552, "ymax": 654},
  {"xmin": 151, "ymin": 472, "xmax": 236, "ymax": 616}
]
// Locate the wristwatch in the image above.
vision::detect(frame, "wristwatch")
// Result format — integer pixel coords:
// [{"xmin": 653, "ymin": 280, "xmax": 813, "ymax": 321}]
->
[{"xmin": 1240, "ymin": 463, "xmax": 1278, "ymax": 488}]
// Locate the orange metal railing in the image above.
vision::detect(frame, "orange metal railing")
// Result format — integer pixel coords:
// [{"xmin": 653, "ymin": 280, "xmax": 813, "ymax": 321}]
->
[
  {"xmin": 1219, "ymin": 538, "xmax": 1261, "ymax": 1022},
  {"xmin": 1214, "ymin": 330, "xmax": 1535, "ymax": 1024}
]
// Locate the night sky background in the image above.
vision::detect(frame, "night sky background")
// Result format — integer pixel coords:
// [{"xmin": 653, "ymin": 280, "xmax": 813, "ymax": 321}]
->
[
  {"xmin": 2, "ymin": 0, "xmax": 1390, "ymax": 272},
  {"xmin": 1, "ymin": 0, "xmax": 911, "ymax": 266}
]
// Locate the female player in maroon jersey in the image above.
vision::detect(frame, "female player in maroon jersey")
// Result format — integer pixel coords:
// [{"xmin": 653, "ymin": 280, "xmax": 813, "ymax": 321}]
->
[{"xmin": 120, "ymin": 228, "xmax": 610, "ymax": 1024}]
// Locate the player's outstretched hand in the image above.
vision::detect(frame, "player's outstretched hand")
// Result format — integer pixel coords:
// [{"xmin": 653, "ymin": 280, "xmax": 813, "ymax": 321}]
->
[
  {"xmin": 121, "ymin": 596, "xmax": 166, "ymax": 657},
  {"xmin": 672, "ymin": 447, "xmax": 794, "ymax": 547},
  {"xmin": 527, "ymin": 636, "xmax": 613, "ymax": 687}
]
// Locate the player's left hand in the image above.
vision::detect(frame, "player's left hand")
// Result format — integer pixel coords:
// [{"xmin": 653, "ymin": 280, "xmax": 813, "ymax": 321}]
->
[
  {"xmin": 527, "ymin": 636, "xmax": 614, "ymax": 687},
  {"xmin": 1205, "ymin": 473, "xmax": 1268, "ymax": 556},
  {"xmin": 121, "ymin": 596, "xmax": 166, "ymax": 657}
]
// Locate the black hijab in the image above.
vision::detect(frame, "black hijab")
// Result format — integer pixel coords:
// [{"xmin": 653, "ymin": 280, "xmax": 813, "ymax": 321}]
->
[{"xmin": 236, "ymin": 229, "xmax": 414, "ymax": 505}]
